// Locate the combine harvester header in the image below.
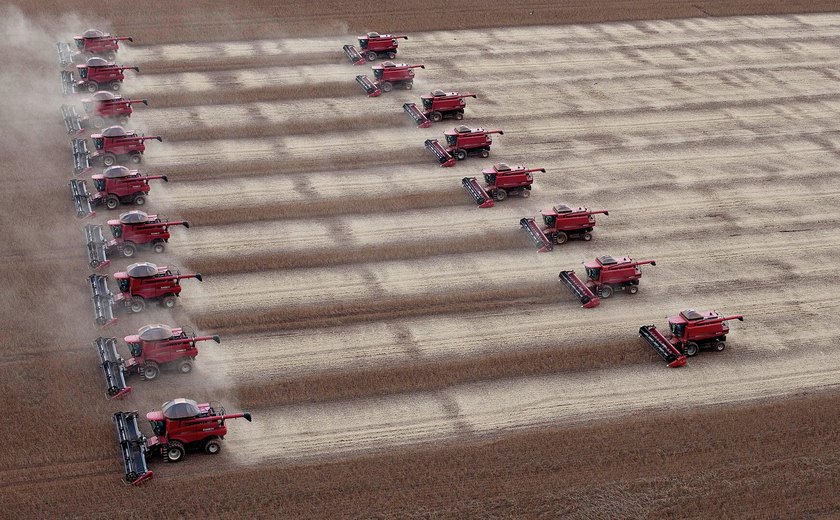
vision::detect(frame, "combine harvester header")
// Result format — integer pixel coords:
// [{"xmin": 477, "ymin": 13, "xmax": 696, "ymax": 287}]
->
[{"xmin": 559, "ymin": 256, "xmax": 656, "ymax": 308}]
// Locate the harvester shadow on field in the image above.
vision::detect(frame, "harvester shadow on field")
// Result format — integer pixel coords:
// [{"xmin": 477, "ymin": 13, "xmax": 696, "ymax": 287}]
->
[
  {"xmin": 135, "ymin": 51, "xmax": 343, "ymax": 75},
  {"xmin": 136, "ymin": 81, "xmax": 359, "ymax": 108}
]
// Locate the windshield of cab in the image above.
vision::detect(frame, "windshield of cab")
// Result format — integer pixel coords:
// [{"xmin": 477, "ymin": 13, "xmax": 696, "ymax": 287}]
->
[
  {"xmin": 669, "ymin": 322, "xmax": 685, "ymax": 337},
  {"xmin": 94, "ymin": 178, "xmax": 106, "ymax": 191},
  {"xmin": 111, "ymin": 224, "xmax": 122, "ymax": 238},
  {"xmin": 358, "ymin": 38, "xmax": 368, "ymax": 48},
  {"xmin": 586, "ymin": 267, "xmax": 600, "ymax": 281},
  {"xmin": 94, "ymin": 137, "xmax": 104, "ymax": 149},
  {"xmin": 445, "ymin": 134, "xmax": 457, "ymax": 146},
  {"xmin": 127, "ymin": 342, "xmax": 141, "ymax": 357},
  {"xmin": 118, "ymin": 278, "xmax": 130, "ymax": 292},
  {"xmin": 422, "ymin": 98, "xmax": 433, "ymax": 109}
]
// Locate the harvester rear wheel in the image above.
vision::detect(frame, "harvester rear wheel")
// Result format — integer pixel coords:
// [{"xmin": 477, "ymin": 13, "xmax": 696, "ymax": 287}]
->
[
  {"xmin": 521, "ymin": 189, "xmax": 531, "ymax": 198},
  {"xmin": 86, "ymin": 82, "xmax": 99, "ymax": 93},
  {"xmin": 365, "ymin": 51, "xmax": 377, "ymax": 61},
  {"xmin": 143, "ymin": 361, "xmax": 160, "ymax": 380},
  {"xmin": 479, "ymin": 149, "xmax": 489, "ymax": 158},
  {"xmin": 204, "ymin": 438, "xmax": 222, "ymax": 455},
  {"xmin": 104, "ymin": 51, "xmax": 116, "ymax": 61},
  {"xmin": 129, "ymin": 153, "xmax": 142, "ymax": 164},
  {"xmin": 118, "ymin": 116, "xmax": 129, "ymax": 126},
  {"xmin": 166, "ymin": 441, "xmax": 185, "ymax": 463},
  {"xmin": 161, "ymin": 295, "xmax": 177, "ymax": 309},
  {"xmin": 102, "ymin": 153, "xmax": 117, "ymax": 166},
  {"xmin": 404, "ymin": 81, "xmax": 413, "ymax": 90},
  {"xmin": 582, "ymin": 232, "xmax": 593, "ymax": 241},
  {"xmin": 454, "ymin": 149, "xmax": 467, "ymax": 161},
  {"xmin": 381, "ymin": 81, "xmax": 393, "ymax": 92},
  {"xmin": 92, "ymin": 117, "xmax": 105, "ymax": 128},
  {"xmin": 133, "ymin": 194, "xmax": 146, "ymax": 206},
  {"xmin": 598, "ymin": 285, "xmax": 614, "ymax": 298},
  {"xmin": 454, "ymin": 112, "xmax": 464, "ymax": 120},
  {"xmin": 628, "ymin": 285, "xmax": 639, "ymax": 295},
  {"xmin": 715, "ymin": 342, "xmax": 726, "ymax": 352},
  {"xmin": 121, "ymin": 243, "xmax": 136, "ymax": 257},
  {"xmin": 387, "ymin": 52, "xmax": 396, "ymax": 59},
  {"xmin": 153, "ymin": 241, "xmax": 166, "ymax": 254},
  {"xmin": 493, "ymin": 189, "xmax": 507, "ymax": 201},
  {"xmin": 105, "ymin": 195, "xmax": 120, "ymax": 210},
  {"xmin": 108, "ymin": 80, "xmax": 121, "ymax": 92},
  {"xmin": 177, "ymin": 360, "xmax": 193, "ymax": 374},
  {"xmin": 685, "ymin": 342, "xmax": 699, "ymax": 357},
  {"xmin": 130, "ymin": 297, "xmax": 145, "ymax": 313},
  {"xmin": 431, "ymin": 112, "xmax": 443, "ymax": 122},
  {"xmin": 553, "ymin": 232, "xmax": 568, "ymax": 245}
]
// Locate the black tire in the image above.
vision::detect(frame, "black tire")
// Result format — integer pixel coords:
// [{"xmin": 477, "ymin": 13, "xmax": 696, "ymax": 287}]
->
[
  {"xmin": 118, "ymin": 116, "xmax": 129, "ymax": 126},
  {"xmin": 685, "ymin": 342, "xmax": 699, "ymax": 357},
  {"xmin": 129, "ymin": 153, "xmax": 142, "ymax": 164},
  {"xmin": 381, "ymin": 81, "xmax": 393, "ymax": 93},
  {"xmin": 582, "ymin": 232, "xmax": 593, "ymax": 241},
  {"xmin": 431, "ymin": 112, "xmax": 443, "ymax": 122},
  {"xmin": 553, "ymin": 232, "xmax": 568, "ymax": 245},
  {"xmin": 153, "ymin": 241, "xmax": 166, "ymax": 254},
  {"xmin": 92, "ymin": 116, "xmax": 105, "ymax": 128},
  {"xmin": 454, "ymin": 149, "xmax": 467, "ymax": 161},
  {"xmin": 109, "ymin": 80, "xmax": 121, "ymax": 92},
  {"xmin": 404, "ymin": 81, "xmax": 413, "ymax": 90},
  {"xmin": 143, "ymin": 361, "xmax": 160, "ymax": 381},
  {"xmin": 105, "ymin": 195, "xmax": 120, "ymax": 210},
  {"xmin": 715, "ymin": 341, "xmax": 726, "ymax": 352},
  {"xmin": 598, "ymin": 285, "xmax": 614, "ymax": 298},
  {"xmin": 133, "ymin": 194, "xmax": 146, "ymax": 206},
  {"xmin": 365, "ymin": 51, "xmax": 377, "ymax": 62},
  {"xmin": 166, "ymin": 441, "xmax": 185, "ymax": 463},
  {"xmin": 628, "ymin": 285, "xmax": 639, "ymax": 295},
  {"xmin": 177, "ymin": 359, "xmax": 193, "ymax": 374},
  {"xmin": 454, "ymin": 111, "xmax": 464, "ymax": 120},
  {"xmin": 520, "ymin": 189, "xmax": 531, "ymax": 198},
  {"xmin": 130, "ymin": 296, "xmax": 145, "ymax": 313},
  {"xmin": 493, "ymin": 189, "xmax": 507, "ymax": 202},
  {"xmin": 161, "ymin": 295, "xmax": 177, "ymax": 309},
  {"xmin": 204, "ymin": 438, "xmax": 222, "ymax": 455},
  {"xmin": 387, "ymin": 52, "xmax": 396, "ymax": 59},
  {"xmin": 479, "ymin": 149, "xmax": 490, "ymax": 158},
  {"xmin": 121, "ymin": 242, "xmax": 136, "ymax": 257},
  {"xmin": 102, "ymin": 154, "xmax": 116, "ymax": 166},
  {"xmin": 86, "ymin": 82, "xmax": 99, "ymax": 93}
]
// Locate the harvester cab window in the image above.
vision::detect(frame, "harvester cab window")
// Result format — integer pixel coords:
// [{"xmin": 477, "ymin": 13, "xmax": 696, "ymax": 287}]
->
[
  {"xmin": 127, "ymin": 342, "xmax": 142, "ymax": 357},
  {"xmin": 118, "ymin": 278, "xmax": 130, "ymax": 292},
  {"xmin": 483, "ymin": 172, "xmax": 496, "ymax": 184},
  {"xmin": 670, "ymin": 322, "xmax": 685, "ymax": 337},
  {"xmin": 586, "ymin": 267, "xmax": 600, "ymax": 281},
  {"xmin": 422, "ymin": 98, "xmax": 434, "ymax": 109},
  {"xmin": 543, "ymin": 215, "xmax": 556, "ymax": 227},
  {"xmin": 373, "ymin": 68, "xmax": 383, "ymax": 79},
  {"xmin": 79, "ymin": 67, "xmax": 88, "ymax": 78},
  {"xmin": 94, "ymin": 137, "xmax": 104, "ymax": 149},
  {"xmin": 359, "ymin": 38, "xmax": 368, "ymax": 48},
  {"xmin": 445, "ymin": 134, "xmax": 458, "ymax": 146},
  {"xmin": 94, "ymin": 178, "xmax": 106, "ymax": 191},
  {"xmin": 111, "ymin": 224, "xmax": 122, "ymax": 238},
  {"xmin": 74, "ymin": 38, "xmax": 84, "ymax": 49},
  {"xmin": 150, "ymin": 420, "xmax": 165, "ymax": 436}
]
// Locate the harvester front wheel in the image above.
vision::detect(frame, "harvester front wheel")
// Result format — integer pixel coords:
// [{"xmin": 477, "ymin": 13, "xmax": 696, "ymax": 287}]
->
[
  {"xmin": 715, "ymin": 342, "xmax": 726, "ymax": 352},
  {"xmin": 108, "ymin": 80, "xmax": 121, "ymax": 92},
  {"xmin": 431, "ymin": 112, "xmax": 443, "ymax": 122},
  {"xmin": 365, "ymin": 51, "xmax": 377, "ymax": 61},
  {"xmin": 204, "ymin": 438, "xmax": 222, "ymax": 455},
  {"xmin": 143, "ymin": 361, "xmax": 160, "ymax": 380},
  {"xmin": 161, "ymin": 295, "xmax": 177, "ymax": 309},
  {"xmin": 685, "ymin": 342, "xmax": 699, "ymax": 357},
  {"xmin": 86, "ymin": 81, "xmax": 99, "ymax": 93},
  {"xmin": 454, "ymin": 149, "xmax": 467, "ymax": 161},
  {"xmin": 121, "ymin": 243, "xmax": 136, "ymax": 257},
  {"xmin": 166, "ymin": 441, "xmax": 185, "ymax": 463},
  {"xmin": 105, "ymin": 195, "xmax": 120, "ymax": 210},
  {"xmin": 553, "ymin": 232, "xmax": 568, "ymax": 245},
  {"xmin": 381, "ymin": 81, "xmax": 393, "ymax": 93},
  {"xmin": 598, "ymin": 285, "xmax": 614, "ymax": 299},
  {"xmin": 102, "ymin": 154, "xmax": 117, "ymax": 166},
  {"xmin": 130, "ymin": 296, "xmax": 145, "ymax": 313},
  {"xmin": 153, "ymin": 241, "xmax": 166, "ymax": 254},
  {"xmin": 177, "ymin": 360, "xmax": 193, "ymax": 374},
  {"xmin": 493, "ymin": 189, "xmax": 507, "ymax": 201}
]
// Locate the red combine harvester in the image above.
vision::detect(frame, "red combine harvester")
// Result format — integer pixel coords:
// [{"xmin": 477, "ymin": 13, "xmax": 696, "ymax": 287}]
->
[
  {"xmin": 72, "ymin": 126, "xmax": 162, "ymax": 173},
  {"xmin": 403, "ymin": 90, "xmax": 477, "ymax": 128},
  {"xmin": 61, "ymin": 91, "xmax": 148, "ymax": 134},
  {"xmin": 425, "ymin": 126, "xmax": 505, "ymax": 167},
  {"xmin": 520, "ymin": 204, "xmax": 609, "ymax": 252},
  {"xmin": 96, "ymin": 324, "xmax": 220, "ymax": 399},
  {"xmin": 70, "ymin": 166, "xmax": 168, "ymax": 218},
  {"xmin": 640, "ymin": 309, "xmax": 744, "ymax": 367},
  {"xmin": 61, "ymin": 57, "xmax": 139, "ymax": 95},
  {"xmin": 559, "ymin": 256, "xmax": 656, "ymax": 308},
  {"xmin": 356, "ymin": 62, "xmax": 424, "ymax": 97},
  {"xmin": 462, "ymin": 163, "xmax": 544, "ymax": 208},
  {"xmin": 85, "ymin": 211, "xmax": 189, "ymax": 269},
  {"xmin": 114, "ymin": 398, "xmax": 252, "ymax": 485},
  {"xmin": 57, "ymin": 29, "xmax": 133, "ymax": 66},
  {"xmin": 343, "ymin": 32, "xmax": 408, "ymax": 64},
  {"xmin": 88, "ymin": 262, "xmax": 203, "ymax": 326}
]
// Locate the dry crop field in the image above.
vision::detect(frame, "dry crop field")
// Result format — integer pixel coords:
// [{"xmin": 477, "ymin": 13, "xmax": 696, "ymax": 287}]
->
[{"xmin": 3, "ymin": 1, "xmax": 840, "ymax": 518}]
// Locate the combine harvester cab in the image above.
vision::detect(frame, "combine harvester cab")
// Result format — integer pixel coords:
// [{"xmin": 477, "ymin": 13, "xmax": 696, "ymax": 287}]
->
[
  {"xmin": 70, "ymin": 179, "xmax": 95, "ymax": 218},
  {"xmin": 640, "ymin": 309, "xmax": 744, "ymax": 366},
  {"xmin": 112, "ymin": 262, "xmax": 203, "ymax": 314},
  {"xmin": 89, "ymin": 273, "xmax": 118, "ymax": 327},
  {"xmin": 82, "ymin": 91, "xmax": 148, "ymax": 127},
  {"xmin": 357, "ymin": 62, "xmax": 424, "ymax": 96},
  {"xmin": 85, "ymin": 211, "xmax": 190, "ymax": 268},
  {"xmin": 344, "ymin": 32, "xmax": 408, "ymax": 64},
  {"xmin": 520, "ymin": 204, "xmax": 609, "ymax": 252},
  {"xmin": 59, "ymin": 29, "xmax": 133, "ymax": 67},
  {"xmin": 61, "ymin": 105, "xmax": 84, "ymax": 135},
  {"xmin": 96, "ymin": 325, "xmax": 220, "ymax": 399},
  {"xmin": 90, "ymin": 126, "xmax": 162, "ymax": 167},
  {"xmin": 462, "ymin": 163, "xmax": 544, "ymax": 207},
  {"xmin": 559, "ymin": 256, "xmax": 656, "ymax": 308},
  {"xmin": 72, "ymin": 57, "xmax": 139, "ymax": 94},
  {"xmin": 113, "ymin": 399, "xmax": 252, "ymax": 485},
  {"xmin": 425, "ymin": 126, "xmax": 504, "ymax": 167},
  {"xmin": 113, "ymin": 411, "xmax": 153, "ymax": 485},
  {"xmin": 90, "ymin": 165, "xmax": 169, "ymax": 210},
  {"xmin": 403, "ymin": 90, "xmax": 477, "ymax": 128}
]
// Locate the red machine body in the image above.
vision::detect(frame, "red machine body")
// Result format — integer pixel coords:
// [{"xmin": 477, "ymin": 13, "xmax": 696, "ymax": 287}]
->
[
  {"xmin": 90, "ymin": 126, "xmax": 162, "ymax": 166},
  {"xmin": 83, "ymin": 91, "xmax": 147, "ymax": 126},
  {"xmin": 344, "ymin": 32, "xmax": 408, "ymax": 64},
  {"xmin": 108, "ymin": 212, "xmax": 189, "ymax": 255},
  {"xmin": 73, "ymin": 57, "xmax": 139, "ymax": 93},
  {"xmin": 462, "ymin": 163, "xmax": 544, "ymax": 208},
  {"xmin": 113, "ymin": 262, "xmax": 203, "ymax": 313},
  {"xmin": 559, "ymin": 256, "xmax": 656, "ymax": 308},
  {"xmin": 425, "ymin": 126, "xmax": 505, "ymax": 167},
  {"xmin": 403, "ymin": 90, "xmax": 477, "ymax": 128},
  {"xmin": 356, "ymin": 62, "xmax": 424, "ymax": 96},
  {"xmin": 92, "ymin": 166, "xmax": 168, "ymax": 209},
  {"xmin": 74, "ymin": 29, "xmax": 132, "ymax": 56},
  {"xmin": 520, "ymin": 204, "xmax": 609, "ymax": 252},
  {"xmin": 114, "ymin": 399, "xmax": 251, "ymax": 485},
  {"xmin": 640, "ymin": 310, "xmax": 744, "ymax": 367}
]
